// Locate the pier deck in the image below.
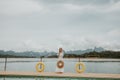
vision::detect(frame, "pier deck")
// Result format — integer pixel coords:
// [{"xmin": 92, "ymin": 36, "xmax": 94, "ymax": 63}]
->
[{"xmin": 0, "ymin": 71, "xmax": 120, "ymax": 79}]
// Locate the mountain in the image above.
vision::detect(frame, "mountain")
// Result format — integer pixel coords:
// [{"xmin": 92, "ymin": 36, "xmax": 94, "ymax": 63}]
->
[
  {"xmin": 0, "ymin": 47, "xmax": 105, "ymax": 58},
  {"xmin": 94, "ymin": 47, "xmax": 105, "ymax": 52},
  {"xmin": 65, "ymin": 47, "xmax": 105, "ymax": 55},
  {"xmin": 0, "ymin": 50, "xmax": 49, "ymax": 58}
]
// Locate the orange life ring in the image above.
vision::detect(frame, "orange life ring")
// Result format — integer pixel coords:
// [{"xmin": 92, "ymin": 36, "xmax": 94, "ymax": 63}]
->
[{"xmin": 57, "ymin": 60, "xmax": 64, "ymax": 68}]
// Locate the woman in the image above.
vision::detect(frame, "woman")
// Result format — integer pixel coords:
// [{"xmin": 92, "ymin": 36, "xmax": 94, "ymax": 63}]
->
[{"xmin": 56, "ymin": 48, "xmax": 64, "ymax": 73}]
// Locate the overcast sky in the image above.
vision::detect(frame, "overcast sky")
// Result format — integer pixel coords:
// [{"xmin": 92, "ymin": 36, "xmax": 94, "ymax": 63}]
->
[{"xmin": 0, "ymin": 0, "xmax": 120, "ymax": 52}]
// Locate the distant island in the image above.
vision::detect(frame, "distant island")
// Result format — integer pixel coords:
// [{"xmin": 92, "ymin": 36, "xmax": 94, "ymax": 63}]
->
[{"xmin": 0, "ymin": 47, "xmax": 120, "ymax": 58}]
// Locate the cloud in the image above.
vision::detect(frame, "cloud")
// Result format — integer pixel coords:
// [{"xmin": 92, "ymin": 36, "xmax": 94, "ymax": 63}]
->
[
  {"xmin": 109, "ymin": 0, "xmax": 120, "ymax": 11},
  {"xmin": 0, "ymin": 0, "xmax": 120, "ymax": 51},
  {"xmin": 108, "ymin": 29, "xmax": 120, "ymax": 37},
  {"xmin": 56, "ymin": 32, "xmax": 120, "ymax": 51},
  {"xmin": 1, "ymin": 0, "xmax": 120, "ymax": 16},
  {"xmin": 20, "ymin": 39, "xmax": 46, "ymax": 52},
  {"xmin": 61, "ymin": 1, "xmax": 120, "ymax": 14},
  {"xmin": 0, "ymin": 0, "xmax": 44, "ymax": 16}
]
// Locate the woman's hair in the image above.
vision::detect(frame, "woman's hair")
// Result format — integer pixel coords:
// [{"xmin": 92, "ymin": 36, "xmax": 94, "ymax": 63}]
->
[{"xmin": 59, "ymin": 48, "xmax": 63, "ymax": 53}]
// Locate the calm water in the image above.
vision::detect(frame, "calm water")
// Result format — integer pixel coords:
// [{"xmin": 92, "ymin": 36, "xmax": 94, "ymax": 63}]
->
[
  {"xmin": 0, "ymin": 58, "xmax": 120, "ymax": 80},
  {"xmin": 0, "ymin": 58, "xmax": 120, "ymax": 74}
]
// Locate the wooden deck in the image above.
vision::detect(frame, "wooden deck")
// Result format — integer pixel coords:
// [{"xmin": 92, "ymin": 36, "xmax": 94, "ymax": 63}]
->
[{"xmin": 0, "ymin": 71, "xmax": 120, "ymax": 79}]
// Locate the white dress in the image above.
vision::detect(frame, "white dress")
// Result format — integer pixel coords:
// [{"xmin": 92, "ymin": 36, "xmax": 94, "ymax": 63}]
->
[{"xmin": 55, "ymin": 52, "xmax": 64, "ymax": 72}]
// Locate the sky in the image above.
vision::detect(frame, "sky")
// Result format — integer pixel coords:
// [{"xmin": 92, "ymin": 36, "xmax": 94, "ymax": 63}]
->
[{"xmin": 0, "ymin": 0, "xmax": 120, "ymax": 52}]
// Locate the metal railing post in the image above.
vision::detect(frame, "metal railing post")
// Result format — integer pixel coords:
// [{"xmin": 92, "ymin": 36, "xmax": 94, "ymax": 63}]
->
[
  {"xmin": 39, "ymin": 57, "xmax": 42, "ymax": 69},
  {"xmin": 79, "ymin": 57, "xmax": 80, "ymax": 62},
  {"xmin": 4, "ymin": 57, "xmax": 7, "ymax": 80},
  {"xmin": 41, "ymin": 57, "xmax": 42, "ymax": 62},
  {"xmin": 79, "ymin": 56, "xmax": 80, "ymax": 69},
  {"xmin": 4, "ymin": 57, "xmax": 7, "ymax": 71}
]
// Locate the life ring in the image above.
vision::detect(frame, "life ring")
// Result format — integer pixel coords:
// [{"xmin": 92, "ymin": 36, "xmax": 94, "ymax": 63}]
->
[
  {"xmin": 75, "ymin": 62, "xmax": 85, "ymax": 73},
  {"xmin": 36, "ymin": 62, "xmax": 45, "ymax": 72},
  {"xmin": 57, "ymin": 60, "xmax": 64, "ymax": 68}
]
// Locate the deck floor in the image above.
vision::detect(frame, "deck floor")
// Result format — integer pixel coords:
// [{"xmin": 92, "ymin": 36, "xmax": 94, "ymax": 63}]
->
[{"xmin": 0, "ymin": 71, "xmax": 120, "ymax": 79}]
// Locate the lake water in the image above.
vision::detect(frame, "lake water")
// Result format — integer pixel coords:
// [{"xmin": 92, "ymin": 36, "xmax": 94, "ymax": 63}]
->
[
  {"xmin": 0, "ymin": 58, "xmax": 120, "ymax": 74},
  {"xmin": 0, "ymin": 58, "xmax": 120, "ymax": 80}
]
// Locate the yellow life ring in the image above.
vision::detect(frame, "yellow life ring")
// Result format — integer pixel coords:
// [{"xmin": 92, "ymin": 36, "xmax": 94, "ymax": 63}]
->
[
  {"xmin": 36, "ymin": 62, "xmax": 45, "ymax": 72},
  {"xmin": 75, "ymin": 62, "xmax": 85, "ymax": 73},
  {"xmin": 57, "ymin": 60, "xmax": 64, "ymax": 68}
]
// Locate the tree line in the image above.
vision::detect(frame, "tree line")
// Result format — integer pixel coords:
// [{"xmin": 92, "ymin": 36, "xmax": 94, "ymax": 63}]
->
[{"xmin": 0, "ymin": 50, "xmax": 120, "ymax": 58}]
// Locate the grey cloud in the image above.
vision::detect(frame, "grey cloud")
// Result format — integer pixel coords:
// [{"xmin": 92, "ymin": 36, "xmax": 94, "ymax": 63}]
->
[{"xmin": 0, "ymin": 0, "xmax": 120, "ymax": 51}]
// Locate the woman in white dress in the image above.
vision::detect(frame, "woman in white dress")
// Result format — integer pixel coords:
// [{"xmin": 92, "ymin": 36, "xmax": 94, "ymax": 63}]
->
[{"xmin": 56, "ymin": 48, "xmax": 64, "ymax": 73}]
